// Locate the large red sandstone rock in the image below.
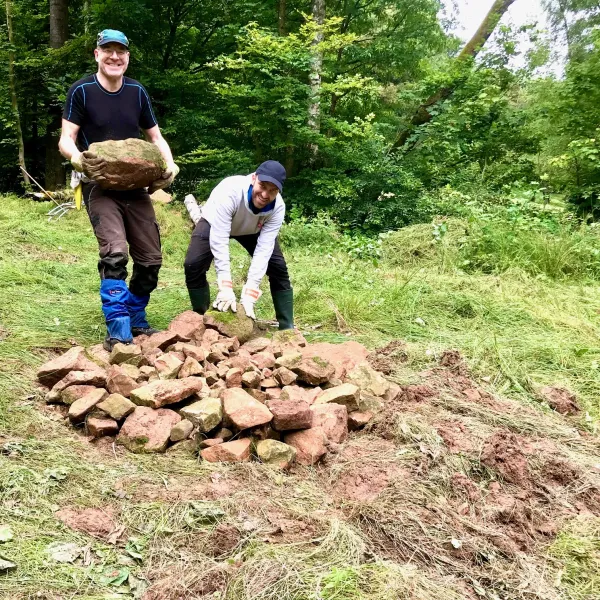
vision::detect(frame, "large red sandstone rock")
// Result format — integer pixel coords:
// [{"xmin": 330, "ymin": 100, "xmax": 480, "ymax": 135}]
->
[
  {"xmin": 46, "ymin": 371, "xmax": 105, "ymax": 403},
  {"xmin": 256, "ymin": 439, "xmax": 296, "ymax": 469},
  {"xmin": 273, "ymin": 367, "xmax": 298, "ymax": 387},
  {"xmin": 310, "ymin": 403, "xmax": 348, "ymax": 443},
  {"xmin": 60, "ymin": 385, "xmax": 99, "ymax": 406},
  {"xmin": 87, "ymin": 416, "xmax": 119, "ymax": 438},
  {"xmin": 280, "ymin": 385, "xmax": 310, "ymax": 404},
  {"xmin": 51, "ymin": 370, "xmax": 107, "ymax": 394},
  {"xmin": 301, "ymin": 341, "xmax": 368, "ymax": 380},
  {"xmin": 168, "ymin": 310, "xmax": 206, "ymax": 342},
  {"xmin": 141, "ymin": 331, "xmax": 187, "ymax": 354},
  {"xmin": 178, "ymin": 356, "xmax": 204, "ymax": 379},
  {"xmin": 225, "ymin": 368, "xmax": 243, "ymax": 388},
  {"xmin": 88, "ymin": 138, "xmax": 166, "ymax": 190},
  {"xmin": 37, "ymin": 346, "xmax": 101, "ymax": 387},
  {"xmin": 130, "ymin": 377, "xmax": 206, "ymax": 409},
  {"xmin": 201, "ymin": 329, "xmax": 220, "ymax": 349},
  {"xmin": 251, "ymin": 352, "xmax": 276, "ymax": 370},
  {"xmin": 106, "ymin": 365, "xmax": 140, "ymax": 398},
  {"xmin": 86, "ymin": 344, "xmax": 111, "ymax": 368},
  {"xmin": 181, "ymin": 344, "xmax": 207, "ymax": 363},
  {"xmin": 345, "ymin": 362, "xmax": 390, "ymax": 397},
  {"xmin": 292, "ymin": 357, "xmax": 335, "ymax": 386},
  {"xmin": 109, "ymin": 343, "xmax": 145, "ymax": 367},
  {"xmin": 241, "ymin": 337, "xmax": 271, "ymax": 354},
  {"xmin": 241, "ymin": 371, "xmax": 261, "ymax": 389},
  {"xmin": 267, "ymin": 398, "xmax": 312, "ymax": 431},
  {"xmin": 117, "ymin": 406, "xmax": 181, "ymax": 453},
  {"xmin": 226, "ymin": 350, "xmax": 252, "ymax": 371},
  {"xmin": 314, "ymin": 383, "xmax": 360, "ymax": 412},
  {"xmin": 200, "ymin": 438, "xmax": 251, "ymax": 463},
  {"xmin": 97, "ymin": 393, "xmax": 136, "ymax": 420},
  {"xmin": 348, "ymin": 411, "xmax": 373, "ymax": 430},
  {"xmin": 154, "ymin": 353, "xmax": 183, "ymax": 379},
  {"xmin": 284, "ymin": 427, "xmax": 328, "ymax": 465},
  {"xmin": 222, "ymin": 388, "xmax": 273, "ymax": 430},
  {"xmin": 68, "ymin": 388, "xmax": 108, "ymax": 424}
]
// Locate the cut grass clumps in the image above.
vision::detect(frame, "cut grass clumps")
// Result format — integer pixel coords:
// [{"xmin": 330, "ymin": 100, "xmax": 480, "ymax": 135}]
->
[
  {"xmin": 380, "ymin": 217, "xmax": 468, "ymax": 270},
  {"xmin": 381, "ymin": 215, "xmax": 600, "ymax": 281},
  {"xmin": 462, "ymin": 222, "xmax": 600, "ymax": 280},
  {"xmin": 548, "ymin": 517, "xmax": 600, "ymax": 599}
]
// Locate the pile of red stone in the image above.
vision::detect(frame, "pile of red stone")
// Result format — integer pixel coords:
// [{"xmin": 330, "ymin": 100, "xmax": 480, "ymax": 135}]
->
[{"xmin": 36, "ymin": 311, "xmax": 397, "ymax": 468}]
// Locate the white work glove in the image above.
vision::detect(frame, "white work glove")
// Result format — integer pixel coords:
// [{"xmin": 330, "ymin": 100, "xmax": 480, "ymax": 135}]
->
[
  {"xmin": 213, "ymin": 277, "xmax": 237, "ymax": 313},
  {"xmin": 149, "ymin": 161, "xmax": 180, "ymax": 194},
  {"xmin": 240, "ymin": 284, "xmax": 262, "ymax": 320}
]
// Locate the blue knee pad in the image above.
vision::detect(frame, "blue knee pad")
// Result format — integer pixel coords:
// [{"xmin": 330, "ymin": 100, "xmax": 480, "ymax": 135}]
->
[
  {"xmin": 100, "ymin": 279, "xmax": 132, "ymax": 342},
  {"xmin": 127, "ymin": 292, "xmax": 151, "ymax": 329}
]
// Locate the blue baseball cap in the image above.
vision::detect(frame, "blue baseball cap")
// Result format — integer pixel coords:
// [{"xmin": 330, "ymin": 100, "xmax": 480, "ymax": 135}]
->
[
  {"xmin": 97, "ymin": 29, "xmax": 129, "ymax": 48},
  {"xmin": 256, "ymin": 160, "xmax": 286, "ymax": 191}
]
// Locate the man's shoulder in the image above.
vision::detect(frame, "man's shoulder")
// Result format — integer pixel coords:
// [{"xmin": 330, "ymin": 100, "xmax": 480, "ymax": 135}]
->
[
  {"xmin": 123, "ymin": 76, "xmax": 146, "ymax": 89},
  {"xmin": 214, "ymin": 175, "xmax": 249, "ymax": 194},
  {"xmin": 68, "ymin": 74, "xmax": 95, "ymax": 90},
  {"xmin": 220, "ymin": 174, "xmax": 248, "ymax": 186}
]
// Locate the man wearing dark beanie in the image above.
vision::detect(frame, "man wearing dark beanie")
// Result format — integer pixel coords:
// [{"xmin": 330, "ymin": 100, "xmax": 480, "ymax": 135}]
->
[{"xmin": 183, "ymin": 161, "xmax": 294, "ymax": 330}]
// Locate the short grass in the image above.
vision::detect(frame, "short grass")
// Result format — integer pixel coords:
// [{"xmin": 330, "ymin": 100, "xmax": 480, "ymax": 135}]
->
[{"xmin": 0, "ymin": 194, "xmax": 599, "ymax": 598}]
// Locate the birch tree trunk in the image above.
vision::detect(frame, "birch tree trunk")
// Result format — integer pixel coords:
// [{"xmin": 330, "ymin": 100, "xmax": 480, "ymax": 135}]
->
[
  {"xmin": 308, "ymin": 0, "xmax": 325, "ymax": 156},
  {"xmin": 393, "ymin": 0, "xmax": 517, "ymax": 150}
]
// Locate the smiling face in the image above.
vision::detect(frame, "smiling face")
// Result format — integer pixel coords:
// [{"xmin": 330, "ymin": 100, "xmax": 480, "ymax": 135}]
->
[
  {"xmin": 94, "ymin": 42, "xmax": 130, "ymax": 80},
  {"xmin": 251, "ymin": 174, "xmax": 279, "ymax": 209}
]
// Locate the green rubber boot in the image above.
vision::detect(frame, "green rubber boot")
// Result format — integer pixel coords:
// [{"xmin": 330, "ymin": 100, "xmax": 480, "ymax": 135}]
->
[
  {"xmin": 272, "ymin": 288, "xmax": 294, "ymax": 330},
  {"xmin": 188, "ymin": 286, "xmax": 211, "ymax": 314}
]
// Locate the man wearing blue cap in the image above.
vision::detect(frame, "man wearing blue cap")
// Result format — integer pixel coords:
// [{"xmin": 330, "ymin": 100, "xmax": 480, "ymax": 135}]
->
[
  {"xmin": 58, "ymin": 30, "xmax": 179, "ymax": 350},
  {"xmin": 183, "ymin": 161, "xmax": 294, "ymax": 330}
]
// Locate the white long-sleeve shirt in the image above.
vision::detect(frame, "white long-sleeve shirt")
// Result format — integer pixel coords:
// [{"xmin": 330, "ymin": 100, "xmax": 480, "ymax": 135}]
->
[{"xmin": 201, "ymin": 174, "xmax": 285, "ymax": 289}]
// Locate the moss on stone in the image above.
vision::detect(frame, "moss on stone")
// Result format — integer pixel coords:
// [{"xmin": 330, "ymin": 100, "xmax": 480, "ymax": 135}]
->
[
  {"xmin": 311, "ymin": 356, "xmax": 330, "ymax": 368},
  {"xmin": 205, "ymin": 310, "xmax": 238, "ymax": 325},
  {"xmin": 272, "ymin": 330, "xmax": 298, "ymax": 343},
  {"xmin": 90, "ymin": 139, "xmax": 166, "ymax": 169}
]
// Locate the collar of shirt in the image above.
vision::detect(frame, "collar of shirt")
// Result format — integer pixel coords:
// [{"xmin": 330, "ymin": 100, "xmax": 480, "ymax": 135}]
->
[{"xmin": 247, "ymin": 182, "xmax": 276, "ymax": 214}]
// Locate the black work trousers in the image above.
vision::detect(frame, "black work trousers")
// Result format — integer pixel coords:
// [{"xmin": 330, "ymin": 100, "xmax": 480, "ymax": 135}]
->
[
  {"xmin": 183, "ymin": 218, "xmax": 291, "ymax": 293},
  {"xmin": 83, "ymin": 182, "xmax": 162, "ymax": 296}
]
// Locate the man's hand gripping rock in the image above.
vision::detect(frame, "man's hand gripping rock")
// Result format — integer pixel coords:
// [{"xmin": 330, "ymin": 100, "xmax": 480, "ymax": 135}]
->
[
  {"xmin": 240, "ymin": 284, "xmax": 262, "ymax": 320},
  {"xmin": 71, "ymin": 150, "xmax": 108, "ymax": 181},
  {"xmin": 149, "ymin": 161, "xmax": 180, "ymax": 194},
  {"xmin": 213, "ymin": 277, "xmax": 237, "ymax": 313}
]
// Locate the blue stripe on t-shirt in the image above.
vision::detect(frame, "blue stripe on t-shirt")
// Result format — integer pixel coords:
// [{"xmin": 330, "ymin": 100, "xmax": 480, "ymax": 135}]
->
[
  {"xmin": 68, "ymin": 83, "xmax": 95, "ymax": 120},
  {"xmin": 123, "ymin": 83, "xmax": 157, "ymax": 126}
]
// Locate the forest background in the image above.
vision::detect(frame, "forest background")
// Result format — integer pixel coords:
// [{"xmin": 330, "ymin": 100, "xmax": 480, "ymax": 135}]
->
[{"xmin": 1, "ymin": 0, "xmax": 600, "ymax": 236}]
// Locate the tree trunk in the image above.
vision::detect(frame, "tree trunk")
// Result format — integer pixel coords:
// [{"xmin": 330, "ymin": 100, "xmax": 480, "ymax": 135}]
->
[
  {"xmin": 393, "ymin": 0, "xmax": 516, "ymax": 150},
  {"xmin": 46, "ymin": 0, "xmax": 69, "ymax": 190},
  {"xmin": 6, "ymin": 0, "xmax": 30, "ymax": 188},
  {"xmin": 49, "ymin": 0, "xmax": 68, "ymax": 49},
  {"xmin": 278, "ymin": 0, "xmax": 287, "ymax": 35},
  {"xmin": 308, "ymin": 0, "xmax": 325, "ymax": 156}
]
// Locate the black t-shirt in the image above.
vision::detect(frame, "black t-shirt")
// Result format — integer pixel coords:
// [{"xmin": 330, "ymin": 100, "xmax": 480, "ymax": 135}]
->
[{"xmin": 63, "ymin": 74, "xmax": 158, "ymax": 151}]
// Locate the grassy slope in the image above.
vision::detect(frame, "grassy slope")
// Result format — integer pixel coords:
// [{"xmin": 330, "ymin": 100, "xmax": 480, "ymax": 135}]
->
[{"xmin": 0, "ymin": 194, "xmax": 599, "ymax": 599}]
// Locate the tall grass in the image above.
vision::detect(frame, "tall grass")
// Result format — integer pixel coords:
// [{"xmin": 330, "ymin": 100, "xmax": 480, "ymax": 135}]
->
[{"xmin": 0, "ymin": 194, "xmax": 599, "ymax": 599}]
